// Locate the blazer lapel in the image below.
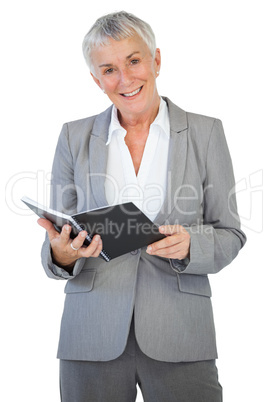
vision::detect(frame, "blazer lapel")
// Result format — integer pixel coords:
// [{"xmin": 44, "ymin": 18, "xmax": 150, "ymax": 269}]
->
[
  {"xmin": 89, "ymin": 106, "xmax": 112, "ymax": 209},
  {"xmin": 154, "ymin": 97, "xmax": 188, "ymax": 225}
]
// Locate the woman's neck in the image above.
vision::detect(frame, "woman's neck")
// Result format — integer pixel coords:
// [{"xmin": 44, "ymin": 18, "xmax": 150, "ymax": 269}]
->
[{"xmin": 118, "ymin": 96, "xmax": 161, "ymax": 134}]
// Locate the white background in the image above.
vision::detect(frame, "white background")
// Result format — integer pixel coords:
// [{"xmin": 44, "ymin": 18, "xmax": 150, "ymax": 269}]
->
[{"xmin": 1, "ymin": 0, "xmax": 267, "ymax": 400}]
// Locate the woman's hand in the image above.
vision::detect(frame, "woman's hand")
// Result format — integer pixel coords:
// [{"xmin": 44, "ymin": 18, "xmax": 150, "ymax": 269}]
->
[
  {"xmin": 146, "ymin": 225, "xmax": 190, "ymax": 260},
  {"xmin": 38, "ymin": 218, "xmax": 103, "ymax": 270}
]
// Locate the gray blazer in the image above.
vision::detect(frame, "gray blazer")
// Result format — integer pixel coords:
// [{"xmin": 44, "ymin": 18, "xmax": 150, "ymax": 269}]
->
[{"xmin": 41, "ymin": 97, "xmax": 246, "ymax": 362}]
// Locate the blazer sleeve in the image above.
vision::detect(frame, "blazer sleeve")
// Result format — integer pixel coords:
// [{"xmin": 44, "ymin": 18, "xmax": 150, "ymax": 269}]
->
[
  {"xmin": 41, "ymin": 123, "xmax": 87, "ymax": 280},
  {"xmin": 170, "ymin": 118, "xmax": 246, "ymax": 275}
]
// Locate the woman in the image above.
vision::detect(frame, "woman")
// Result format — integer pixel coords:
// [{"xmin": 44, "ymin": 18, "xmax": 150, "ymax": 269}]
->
[{"xmin": 39, "ymin": 11, "xmax": 246, "ymax": 402}]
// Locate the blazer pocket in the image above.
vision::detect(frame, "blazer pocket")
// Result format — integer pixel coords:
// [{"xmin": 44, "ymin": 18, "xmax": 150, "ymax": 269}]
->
[
  {"xmin": 64, "ymin": 269, "xmax": 96, "ymax": 294},
  {"xmin": 177, "ymin": 273, "xmax": 212, "ymax": 298}
]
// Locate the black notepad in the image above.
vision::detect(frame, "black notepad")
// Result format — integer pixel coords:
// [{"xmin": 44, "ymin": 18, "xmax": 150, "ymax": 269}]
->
[{"xmin": 21, "ymin": 196, "xmax": 165, "ymax": 262}]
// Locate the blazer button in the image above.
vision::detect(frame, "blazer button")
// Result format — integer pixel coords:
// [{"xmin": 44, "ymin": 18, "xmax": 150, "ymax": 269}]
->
[{"xmin": 131, "ymin": 249, "xmax": 139, "ymax": 255}]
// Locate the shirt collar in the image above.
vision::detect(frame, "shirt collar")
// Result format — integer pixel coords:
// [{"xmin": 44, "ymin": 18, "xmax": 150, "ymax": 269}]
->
[{"xmin": 106, "ymin": 97, "xmax": 170, "ymax": 145}]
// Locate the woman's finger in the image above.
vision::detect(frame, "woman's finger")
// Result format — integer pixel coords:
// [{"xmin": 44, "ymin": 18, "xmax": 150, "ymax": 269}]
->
[
  {"xmin": 80, "ymin": 235, "xmax": 102, "ymax": 258},
  {"xmin": 146, "ymin": 227, "xmax": 190, "ymax": 259},
  {"xmin": 59, "ymin": 224, "xmax": 73, "ymax": 245},
  {"xmin": 148, "ymin": 241, "xmax": 189, "ymax": 259},
  {"xmin": 147, "ymin": 233, "xmax": 182, "ymax": 253},
  {"xmin": 159, "ymin": 225, "xmax": 183, "ymax": 235}
]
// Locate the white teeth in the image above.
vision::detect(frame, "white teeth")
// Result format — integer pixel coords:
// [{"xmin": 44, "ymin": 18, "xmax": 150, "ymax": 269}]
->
[{"xmin": 122, "ymin": 87, "xmax": 142, "ymax": 97}]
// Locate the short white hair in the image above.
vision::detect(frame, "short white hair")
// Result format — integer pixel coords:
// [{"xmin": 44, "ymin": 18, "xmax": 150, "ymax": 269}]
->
[{"xmin": 82, "ymin": 11, "xmax": 156, "ymax": 73}]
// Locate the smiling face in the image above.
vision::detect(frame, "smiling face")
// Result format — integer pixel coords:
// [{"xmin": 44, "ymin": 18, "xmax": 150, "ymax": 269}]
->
[{"xmin": 90, "ymin": 34, "xmax": 161, "ymax": 124}]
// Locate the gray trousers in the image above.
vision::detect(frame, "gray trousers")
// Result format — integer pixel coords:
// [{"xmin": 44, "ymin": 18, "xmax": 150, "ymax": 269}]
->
[{"xmin": 60, "ymin": 320, "xmax": 222, "ymax": 402}]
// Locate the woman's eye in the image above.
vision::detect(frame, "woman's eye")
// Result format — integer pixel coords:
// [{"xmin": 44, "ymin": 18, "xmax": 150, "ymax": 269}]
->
[
  {"xmin": 104, "ymin": 68, "xmax": 114, "ymax": 75},
  {"xmin": 130, "ymin": 59, "xmax": 139, "ymax": 65}
]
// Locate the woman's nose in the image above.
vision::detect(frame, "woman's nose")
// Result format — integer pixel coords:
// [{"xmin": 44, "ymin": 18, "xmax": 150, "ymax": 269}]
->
[{"xmin": 119, "ymin": 68, "xmax": 133, "ymax": 87}]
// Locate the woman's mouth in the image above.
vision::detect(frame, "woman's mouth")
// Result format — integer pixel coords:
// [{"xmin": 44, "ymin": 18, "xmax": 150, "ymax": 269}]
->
[{"xmin": 121, "ymin": 86, "xmax": 143, "ymax": 97}]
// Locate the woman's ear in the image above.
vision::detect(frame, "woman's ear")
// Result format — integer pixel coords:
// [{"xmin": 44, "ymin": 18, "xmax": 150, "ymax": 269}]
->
[{"xmin": 154, "ymin": 48, "xmax": 161, "ymax": 75}]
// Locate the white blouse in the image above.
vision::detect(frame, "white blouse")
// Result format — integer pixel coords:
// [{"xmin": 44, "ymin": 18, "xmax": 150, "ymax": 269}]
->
[{"xmin": 104, "ymin": 97, "xmax": 170, "ymax": 222}]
